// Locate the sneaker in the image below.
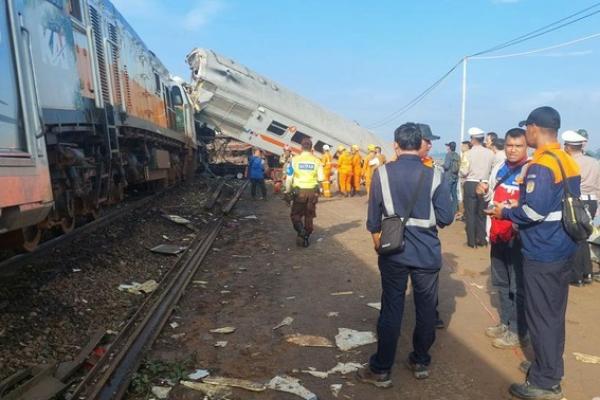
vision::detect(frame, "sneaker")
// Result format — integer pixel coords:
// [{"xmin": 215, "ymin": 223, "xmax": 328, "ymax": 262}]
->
[
  {"xmin": 492, "ymin": 331, "xmax": 528, "ymax": 349},
  {"xmin": 519, "ymin": 360, "xmax": 532, "ymax": 374},
  {"xmin": 302, "ymin": 235, "xmax": 310, "ymax": 248},
  {"xmin": 583, "ymin": 274, "xmax": 593, "ymax": 285},
  {"xmin": 406, "ymin": 359, "xmax": 429, "ymax": 380},
  {"xmin": 485, "ymin": 323, "xmax": 508, "ymax": 338},
  {"xmin": 356, "ymin": 366, "xmax": 392, "ymax": 389},
  {"xmin": 509, "ymin": 381, "xmax": 563, "ymax": 400},
  {"xmin": 570, "ymin": 280, "xmax": 583, "ymax": 287},
  {"xmin": 435, "ymin": 318, "xmax": 445, "ymax": 329}
]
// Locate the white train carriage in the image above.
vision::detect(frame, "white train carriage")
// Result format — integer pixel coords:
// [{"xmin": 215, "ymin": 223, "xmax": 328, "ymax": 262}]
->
[{"xmin": 186, "ymin": 48, "xmax": 389, "ymax": 157}]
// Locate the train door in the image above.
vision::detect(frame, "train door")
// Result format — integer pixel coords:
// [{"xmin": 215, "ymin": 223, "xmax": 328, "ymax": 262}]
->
[{"xmin": 0, "ymin": 0, "xmax": 25, "ymax": 154}]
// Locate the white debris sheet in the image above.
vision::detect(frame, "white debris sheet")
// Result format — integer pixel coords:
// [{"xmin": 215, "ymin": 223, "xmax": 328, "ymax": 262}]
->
[
  {"xmin": 330, "ymin": 383, "xmax": 342, "ymax": 398},
  {"xmin": 151, "ymin": 386, "xmax": 172, "ymax": 399},
  {"xmin": 209, "ymin": 326, "xmax": 236, "ymax": 334},
  {"xmin": 285, "ymin": 334, "xmax": 334, "ymax": 348},
  {"xmin": 335, "ymin": 328, "xmax": 377, "ymax": 351},
  {"xmin": 203, "ymin": 376, "xmax": 266, "ymax": 392},
  {"xmin": 163, "ymin": 214, "xmax": 192, "ymax": 225},
  {"xmin": 573, "ymin": 352, "xmax": 600, "ymax": 364},
  {"xmin": 302, "ymin": 362, "xmax": 362, "ymax": 379},
  {"xmin": 188, "ymin": 369, "xmax": 210, "ymax": 380},
  {"xmin": 366, "ymin": 302, "xmax": 381, "ymax": 311},
  {"xmin": 273, "ymin": 316, "xmax": 294, "ymax": 330},
  {"xmin": 267, "ymin": 375, "xmax": 318, "ymax": 400}
]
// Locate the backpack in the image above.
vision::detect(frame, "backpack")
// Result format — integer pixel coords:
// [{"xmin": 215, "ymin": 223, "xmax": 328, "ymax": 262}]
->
[{"xmin": 450, "ymin": 153, "xmax": 460, "ymax": 175}]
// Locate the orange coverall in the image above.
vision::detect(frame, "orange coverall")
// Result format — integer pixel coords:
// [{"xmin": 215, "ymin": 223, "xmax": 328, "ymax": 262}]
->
[
  {"xmin": 351, "ymin": 152, "xmax": 363, "ymax": 192},
  {"xmin": 337, "ymin": 151, "xmax": 353, "ymax": 195},
  {"xmin": 363, "ymin": 152, "xmax": 376, "ymax": 194},
  {"xmin": 321, "ymin": 152, "xmax": 333, "ymax": 197}
]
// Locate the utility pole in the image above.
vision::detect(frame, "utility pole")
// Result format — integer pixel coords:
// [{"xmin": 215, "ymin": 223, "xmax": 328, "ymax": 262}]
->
[{"xmin": 460, "ymin": 56, "xmax": 468, "ymax": 145}]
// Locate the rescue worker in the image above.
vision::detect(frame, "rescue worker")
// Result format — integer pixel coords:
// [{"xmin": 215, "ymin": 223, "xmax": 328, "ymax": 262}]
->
[
  {"xmin": 480, "ymin": 128, "xmax": 529, "ymax": 349},
  {"xmin": 358, "ymin": 122, "xmax": 453, "ymax": 388},
  {"xmin": 351, "ymin": 144, "xmax": 363, "ymax": 196},
  {"xmin": 337, "ymin": 145, "xmax": 353, "ymax": 197},
  {"xmin": 562, "ymin": 129, "xmax": 600, "ymax": 286},
  {"xmin": 363, "ymin": 144, "xmax": 377, "ymax": 195},
  {"xmin": 488, "ymin": 107, "xmax": 580, "ymax": 400},
  {"xmin": 279, "ymin": 145, "xmax": 292, "ymax": 167},
  {"xmin": 375, "ymin": 146, "xmax": 386, "ymax": 166},
  {"xmin": 460, "ymin": 127, "xmax": 494, "ymax": 248},
  {"xmin": 320, "ymin": 144, "xmax": 333, "ymax": 198},
  {"xmin": 286, "ymin": 138, "xmax": 323, "ymax": 247}
]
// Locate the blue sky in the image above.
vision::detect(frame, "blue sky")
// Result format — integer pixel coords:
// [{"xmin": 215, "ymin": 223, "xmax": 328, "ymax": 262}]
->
[{"xmin": 112, "ymin": 0, "xmax": 600, "ymax": 152}]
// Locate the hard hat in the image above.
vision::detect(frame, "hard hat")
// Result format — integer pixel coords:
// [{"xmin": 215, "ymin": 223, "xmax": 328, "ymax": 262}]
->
[
  {"xmin": 322, "ymin": 144, "xmax": 330, "ymax": 151},
  {"xmin": 337, "ymin": 145, "xmax": 346, "ymax": 152},
  {"xmin": 468, "ymin": 127, "xmax": 485, "ymax": 138},
  {"xmin": 351, "ymin": 144, "xmax": 359, "ymax": 151},
  {"xmin": 561, "ymin": 130, "xmax": 586, "ymax": 144},
  {"xmin": 367, "ymin": 144, "xmax": 376, "ymax": 151}
]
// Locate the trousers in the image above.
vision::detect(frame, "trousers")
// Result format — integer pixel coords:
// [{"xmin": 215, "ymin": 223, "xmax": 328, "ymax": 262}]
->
[
  {"xmin": 491, "ymin": 238, "xmax": 526, "ymax": 336},
  {"xmin": 369, "ymin": 258, "xmax": 439, "ymax": 373},
  {"xmin": 523, "ymin": 256, "xmax": 571, "ymax": 389},
  {"xmin": 463, "ymin": 181, "xmax": 488, "ymax": 246},
  {"xmin": 290, "ymin": 189, "xmax": 318, "ymax": 235},
  {"xmin": 250, "ymin": 178, "xmax": 266, "ymax": 198}
]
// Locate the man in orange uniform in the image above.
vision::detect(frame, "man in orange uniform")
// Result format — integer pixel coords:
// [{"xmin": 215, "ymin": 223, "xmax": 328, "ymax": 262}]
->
[
  {"xmin": 320, "ymin": 144, "xmax": 333, "ymax": 197},
  {"xmin": 337, "ymin": 145, "xmax": 353, "ymax": 197},
  {"xmin": 351, "ymin": 145, "xmax": 363, "ymax": 196},
  {"xmin": 363, "ymin": 144, "xmax": 377, "ymax": 195}
]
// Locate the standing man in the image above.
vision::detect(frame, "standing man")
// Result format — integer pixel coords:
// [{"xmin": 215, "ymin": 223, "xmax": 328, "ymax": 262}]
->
[
  {"xmin": 562, "ymin": 130, "xmax": 600, "ymax": 285},
  {"xmin": 286, "ymin": 138, "xmax": 323, "ymax": 248},
  {"xmin": 491, "ymin": 138, "xmax": 507, "ymax": 170},
  {"xmin": 461, "ymin": 127, "xmax": 494, "ymax": 248},
  {"xmin": 485, "ymin": 131, "xmax": 498, "ymax": 149},
  {"xmin": 443, "ymin": 141, "xmax": 461, "ymax": 214},
  {"xmin": 351, "ymin": 144, "xmax": 363, "ymax": 196},
  {"xmin": 320, "ymin": 144, "xmax": 333, "ymax": 198},
  {"xmin": 480, "ymin": 129, "xmax": 529, "ymax": 349},
  {"xmin": 489, "ymin": 107, "xmax": 580, "ymax": 400},
  {"xmin": 247, "ymin": 148, "xmax": 268, "ymax": 200},
  {"xmin": 363, "ymin": 144, "xmax": 377, "ymax": 195},
  {"xmin": 336, "ymin": 145, "xmax": 353, "ymax": 197},
  {"xmin": 375, "ymin": 146, "xmax": 387, "ymax": 166},
  {"xmin": 357, "ymin": 123, "xmax": 453, "ymax": 388}
]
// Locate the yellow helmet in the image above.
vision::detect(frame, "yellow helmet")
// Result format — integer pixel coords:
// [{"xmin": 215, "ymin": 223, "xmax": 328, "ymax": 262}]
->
[
  {"xmin": 367, "ymin": 144, "xmax": 376, "ymax": 152},
  {"xmin": 337, "ymin": 145, "xmax": 346, "ymax": 152},
  {"xmin": 351, "ymin": 144, "xmax": 359, "ymax": 151}
]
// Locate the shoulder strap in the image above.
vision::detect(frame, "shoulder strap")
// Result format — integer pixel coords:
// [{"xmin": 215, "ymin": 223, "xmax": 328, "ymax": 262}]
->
[
  {"xmin": 493, "ymin": 161, "xmax": 528, "ymax": 191},
  {"xmin": 379, "ymin": 165, "xmax": 395, "ymax": 216},
  {"xmin": 542, "ymin": 151, "xmax": 572, "ymax": 196}
]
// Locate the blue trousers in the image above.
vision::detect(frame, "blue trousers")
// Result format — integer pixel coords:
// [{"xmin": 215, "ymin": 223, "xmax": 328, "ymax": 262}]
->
[
  {"xmin": 369, "ymin": 258, "xmax": 439, "ymax": 373},
  {"xmin": 448, "ymin": 178, "xmax": 458, "ymax": 214}
]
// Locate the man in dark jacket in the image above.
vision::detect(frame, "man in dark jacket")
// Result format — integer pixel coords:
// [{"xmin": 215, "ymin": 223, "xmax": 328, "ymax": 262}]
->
[
  {"xmin": 443, "ymin": 141, "xmax": 460, "ymax": 214},
  {"xmin": 357, "ymin": 122, "xmax": 453, "ymax": 388},
  {"xmin": 247, "ymin": 148, "xmax": 267, "ymax": 200}
]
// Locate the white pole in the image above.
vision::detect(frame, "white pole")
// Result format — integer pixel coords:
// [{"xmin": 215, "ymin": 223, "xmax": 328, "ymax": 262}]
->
[{"xmin": 460, "ymin": 56, "xmax": 468, "ymax": 144}]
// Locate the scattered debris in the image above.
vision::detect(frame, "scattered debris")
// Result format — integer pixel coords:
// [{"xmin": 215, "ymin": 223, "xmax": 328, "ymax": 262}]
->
[
  {"xmin": 169, "ymin": 322, "xmax": 179, "ymax": 329},
  {"xmin": 330, "ymin": 291, "xmax": 353, "ymax": 296},
  {"xmin": 573, "ymin": 352, "xmax": 600, "ymax": 364},
  {"xmin": 327, "ymin": 312, "xmax": 339, "ymax": 318},
  {"xmin": 162, "ymin": 234, "xmax": 170, "ymax": 240},
  {"xmin": 151, "ymin": 386, "xmax": 172, "ymax": 399},
  {"xmin": 171, "ymin": 333, "xmax": 186, "ymax": 340},
  {"xmin": 301, "ymin": 362, "xmax": 362, "ymax": 379},
  {"xmin": 267, "ymin": 375, "xmax": 318, "ymax": 400},
  {"xmin": 214, "ymin": 341, "xmax": 228, "ymax": 348},
  {"xmin": 203, "ymin": 376, "xmax": 266, "ymax": 392},
  {"xmin": 317, "ymin": 238, "xmax": 324, "ymax": 242},
  {"xmin": 118, "ymin": 280, "xmax": 158, "ymax": 295},
  {"xmin": 150, "ymin": 244, "xmax": 186, "ymax": 255},
  {"xmin": 366, "ymin": 302, "xmax": 381, "ymax": 311},
  {"xmin": 286, "ymin": 296, "xmax": 296, "ymax": 300},
  {"xmin": 335, "ymin": 328, "xmax": 377, "ymax": 351},
  {"xmin": 243, "ymin": 215, "xmax": 258, "ymax": 220},
  {"xmin": 470, "ymin": 282, "xmax": 485, "ymax": 290},
  {"xmin": 72, "ymin": 268, "xmax": 81, "ymax": 272},
  {"xmin": 273, "ymin": 316, "xmax": 294, "ymax": 330},
  {"xmin": 210, "ymin": 326, "xmax": 236, "ymax": 334},
  {"xmin": 180, "ymin": 380, "xmax": 232, "ymax": 399},
  {"xmin": 193, "ymin": 280, "xmax": 208, "ymax": 285},
  {"xmin": 220, "ymin": 290, "xmax": 231, "ymax": 294},
  {"xmin": 330, "ymin": 383, "xmax": 342, "ymax": 398},
  {"xmin": 188, "ymin": 369, "xmax": 210, "ymax": 380},
  {"xmin": 163, "ymin": 214, "xmax": 192, "ymax": 225},
  {"xmin": 301, "ymin": 368, "xmax": 329, "ymax": 379},
  {"xmin": 285, "ymin": 334, "xmax": 334, "ymax": 348}
]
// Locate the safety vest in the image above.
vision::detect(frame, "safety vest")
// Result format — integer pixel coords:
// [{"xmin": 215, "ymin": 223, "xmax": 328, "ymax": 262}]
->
[{"xmin": 292, "ymin": 151, "xmax": 323, "ymax": 189}]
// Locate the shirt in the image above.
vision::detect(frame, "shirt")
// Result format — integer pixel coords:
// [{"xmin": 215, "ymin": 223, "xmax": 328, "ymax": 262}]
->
[
  {"xmin": 462, "ymin": 145, "xmax": 494, "ymax": 182},
  {"xmin": 367, "ymin": 155, "xmax": 454, "ymax": 269},
  {"xmin": 502, "ymin": 143, "xmax": 581, "ymax": 262},
  {"xmin": 443, "ymin": 151, "xmax": 460, "ymax": 180},
  {"xmin": 571, "ymin": 152, "xmax": 600, "ymax": 199},
  {"xmin": 491, "ymin": 151, "xmax": 507, "ymax": 171},
  {"xmin": 248, "ymin": 156, "xmax": 265, "ymax": 180}
]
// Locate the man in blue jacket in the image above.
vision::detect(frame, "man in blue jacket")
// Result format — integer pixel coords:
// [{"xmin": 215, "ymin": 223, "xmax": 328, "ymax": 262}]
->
[
  {"xmin": 357, "ymin": 123, "xmax": 453, "ymax": 388},
  {"xmin": 247, "ymin": 148, "xmax": 268, "ymax": 200},
  {"xmin": 488, "ymin": 107, "xmax": 580, "ymax": 400}
]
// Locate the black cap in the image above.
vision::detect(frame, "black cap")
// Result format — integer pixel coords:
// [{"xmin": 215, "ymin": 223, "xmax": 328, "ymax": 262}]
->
[
  {"xmin": 518, "ymin": 106, "xmax": 561, "ymax": 130},
  {"xmin": 445, "ymin": 141, "xmax": 456, "ymax": 151},
  {"xmin": 417, "ymin": 123, "xmax": 440, "ymax": 141}
]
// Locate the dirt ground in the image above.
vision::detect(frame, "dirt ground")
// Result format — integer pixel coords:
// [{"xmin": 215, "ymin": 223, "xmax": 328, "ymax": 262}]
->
[{"xmin": 141, "ymin": 187, "xmax": 600, "ymax": 400}]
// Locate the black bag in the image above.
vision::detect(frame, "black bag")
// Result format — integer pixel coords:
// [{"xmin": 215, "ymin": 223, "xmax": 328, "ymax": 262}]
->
[
  {"xmin": 377, "ymin": 165, "xmax": 426, "ymax": 256},
  {"xmin": 543, "ymin": 151, "xmax": 593, "ymax": 242}
]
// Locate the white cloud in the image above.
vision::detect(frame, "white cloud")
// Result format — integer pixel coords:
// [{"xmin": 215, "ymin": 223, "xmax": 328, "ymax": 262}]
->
[{"xmin": 182, "ymin": 0, "xmax": 226, "ymax": 32}]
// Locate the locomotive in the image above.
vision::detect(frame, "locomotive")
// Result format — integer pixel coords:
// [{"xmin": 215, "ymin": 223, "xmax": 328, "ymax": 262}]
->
[{"xmin": 0, "ymin": 0, "xmax": 197, "ymax": 251}]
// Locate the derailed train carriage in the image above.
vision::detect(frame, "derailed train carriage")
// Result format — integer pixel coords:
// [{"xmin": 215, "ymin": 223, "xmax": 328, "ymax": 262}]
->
[{"xmin": 0, "ymin": 0, "xmax": 197, "ymax": 251}]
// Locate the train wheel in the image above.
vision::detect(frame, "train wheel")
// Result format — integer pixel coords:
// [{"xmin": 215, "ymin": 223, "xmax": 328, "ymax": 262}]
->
[{"xmin": 20, "ymin": 226, "xmax": 41, "ymax": 252}]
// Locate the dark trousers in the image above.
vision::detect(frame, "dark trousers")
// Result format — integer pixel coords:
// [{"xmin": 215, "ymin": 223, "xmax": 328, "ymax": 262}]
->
[
  {"xmin": 523, "ymin": 256, "xmax": 571, "ymax": 389},
  {"xmin": 463, "ymin": 181, "xmax": 488, "ymax": 246},
  {"xmin": 569, "ymin": 199, "xmax": 597, "ymax": 282},
  {"xmin": 448, "ymin": 178, "xmax": 458, "ymax": 214},
  {"xmin": 250, "ymin": 178, "xmax": 266, "ymax": 198},
  {"xmin": 491, "ymin": 238, "xmax": 526, "ymax": 336},
  {"xmin": 290, "ymin": 189, "xmax": 318, "ymax": 235},
  {"xmin": 369, "ymin": 258, "xmax": 439, "ymax": 373}
]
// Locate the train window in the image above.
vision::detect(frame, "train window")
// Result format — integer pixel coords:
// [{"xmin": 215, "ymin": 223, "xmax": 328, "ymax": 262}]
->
[
  {"xmin": 267, "ymin": 120, "xmax": 287, "ymax": 136},
  {"xmin": 154, "ymin": 72, "xmax": 161, "ymax": 94},
  {"xmin": 314, "ymin": 141, "xmax": 331, "ymax": 153},
  {"xmin": 291, "ymin": 131, "xmax": 311, "ymax": 145},
  {"xmin": 0, "ymin": 1, "xmax": 26, "ymax": 152},
  {"xmin": 69, "ymin": 0, "xmax": 83, "ymax": 21}
]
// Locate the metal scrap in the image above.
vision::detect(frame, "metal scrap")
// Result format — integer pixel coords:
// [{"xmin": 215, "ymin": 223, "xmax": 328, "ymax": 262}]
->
[
  {"xmin": 285, "ymin": 334, "xmax": 334, "ymax": 348},
  {"xmin": 203, "ymin": 376, "xmax": 266, "ymax": 392},
  {"xmin": 273, "ymin": 316, "xmax": 294, "ymax": 330},
  {"xmin": 573, "ymin": 352, "xmax": 600, "ymax": 364},
  {"xmin": 210, "ymin": 326, "xmax": 236, "ymax": 334},
  {"xmin": 267, "ymin": 375, "xmax": 318, "ymax": 400},
  {"xmin": 335, "ymin": 328, "xmax": 377, "ymax": 351},
  {"xmin": 150, "ymin": 244, "xmax": 187, "ymax": 255}
]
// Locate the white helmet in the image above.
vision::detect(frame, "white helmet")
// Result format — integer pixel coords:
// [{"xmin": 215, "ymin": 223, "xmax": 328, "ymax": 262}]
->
[{"xmin": 322, "ymin": 144, "xmax": 330, "ymax": 151}]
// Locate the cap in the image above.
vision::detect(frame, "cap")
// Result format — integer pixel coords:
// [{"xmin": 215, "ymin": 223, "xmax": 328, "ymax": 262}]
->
[
  {"xmin": 417, "ymin": 123, "xmax": 440, "ymax": 141},
  {"xmin": 445, "ymin": 141, "xmax": 456, "ymax": 147},
  {"xmin": 561, "ymin": 130, "xmax": 586, "ymax": 144},
  {"xmin": 322, "ymin": 144, "xmax": 330, "ymax": 151},
  {"xmin": 576, "ymin": 129, "xmax": 589, "ymax": 140},
  {"xmin": 351, "ymin": 144, "xmax": 359, "ymax": 151},
  {"xmin": 468, "ymin": 127, "xmax": 485, "ymax": 138},
  {"xmin": 367, "ymin": 144, "xmax": 376, "ymax": 151},
  {"xmin": 518, "ymin": 106, "xmax": 561, "ymax": 130},
  {"xmin": 337, "ymin": 145, "xmax": 346, "ymax": 152}
]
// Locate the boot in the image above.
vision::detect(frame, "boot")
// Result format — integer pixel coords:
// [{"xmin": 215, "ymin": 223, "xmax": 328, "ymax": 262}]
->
[
  {"xmin": 356, "ymin": 367, "xmax": 392, "ymax": 389},
  {"xmin": 509, "ymin": 381, "xmax": 563, "ymax": 400},
  {"xmin": 492, "ymin": 331, "xmax": 528, "ymax": 349},
  {"xmin": 303, "ymin": 234, "xmax": 310, "ymax": 248}
]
